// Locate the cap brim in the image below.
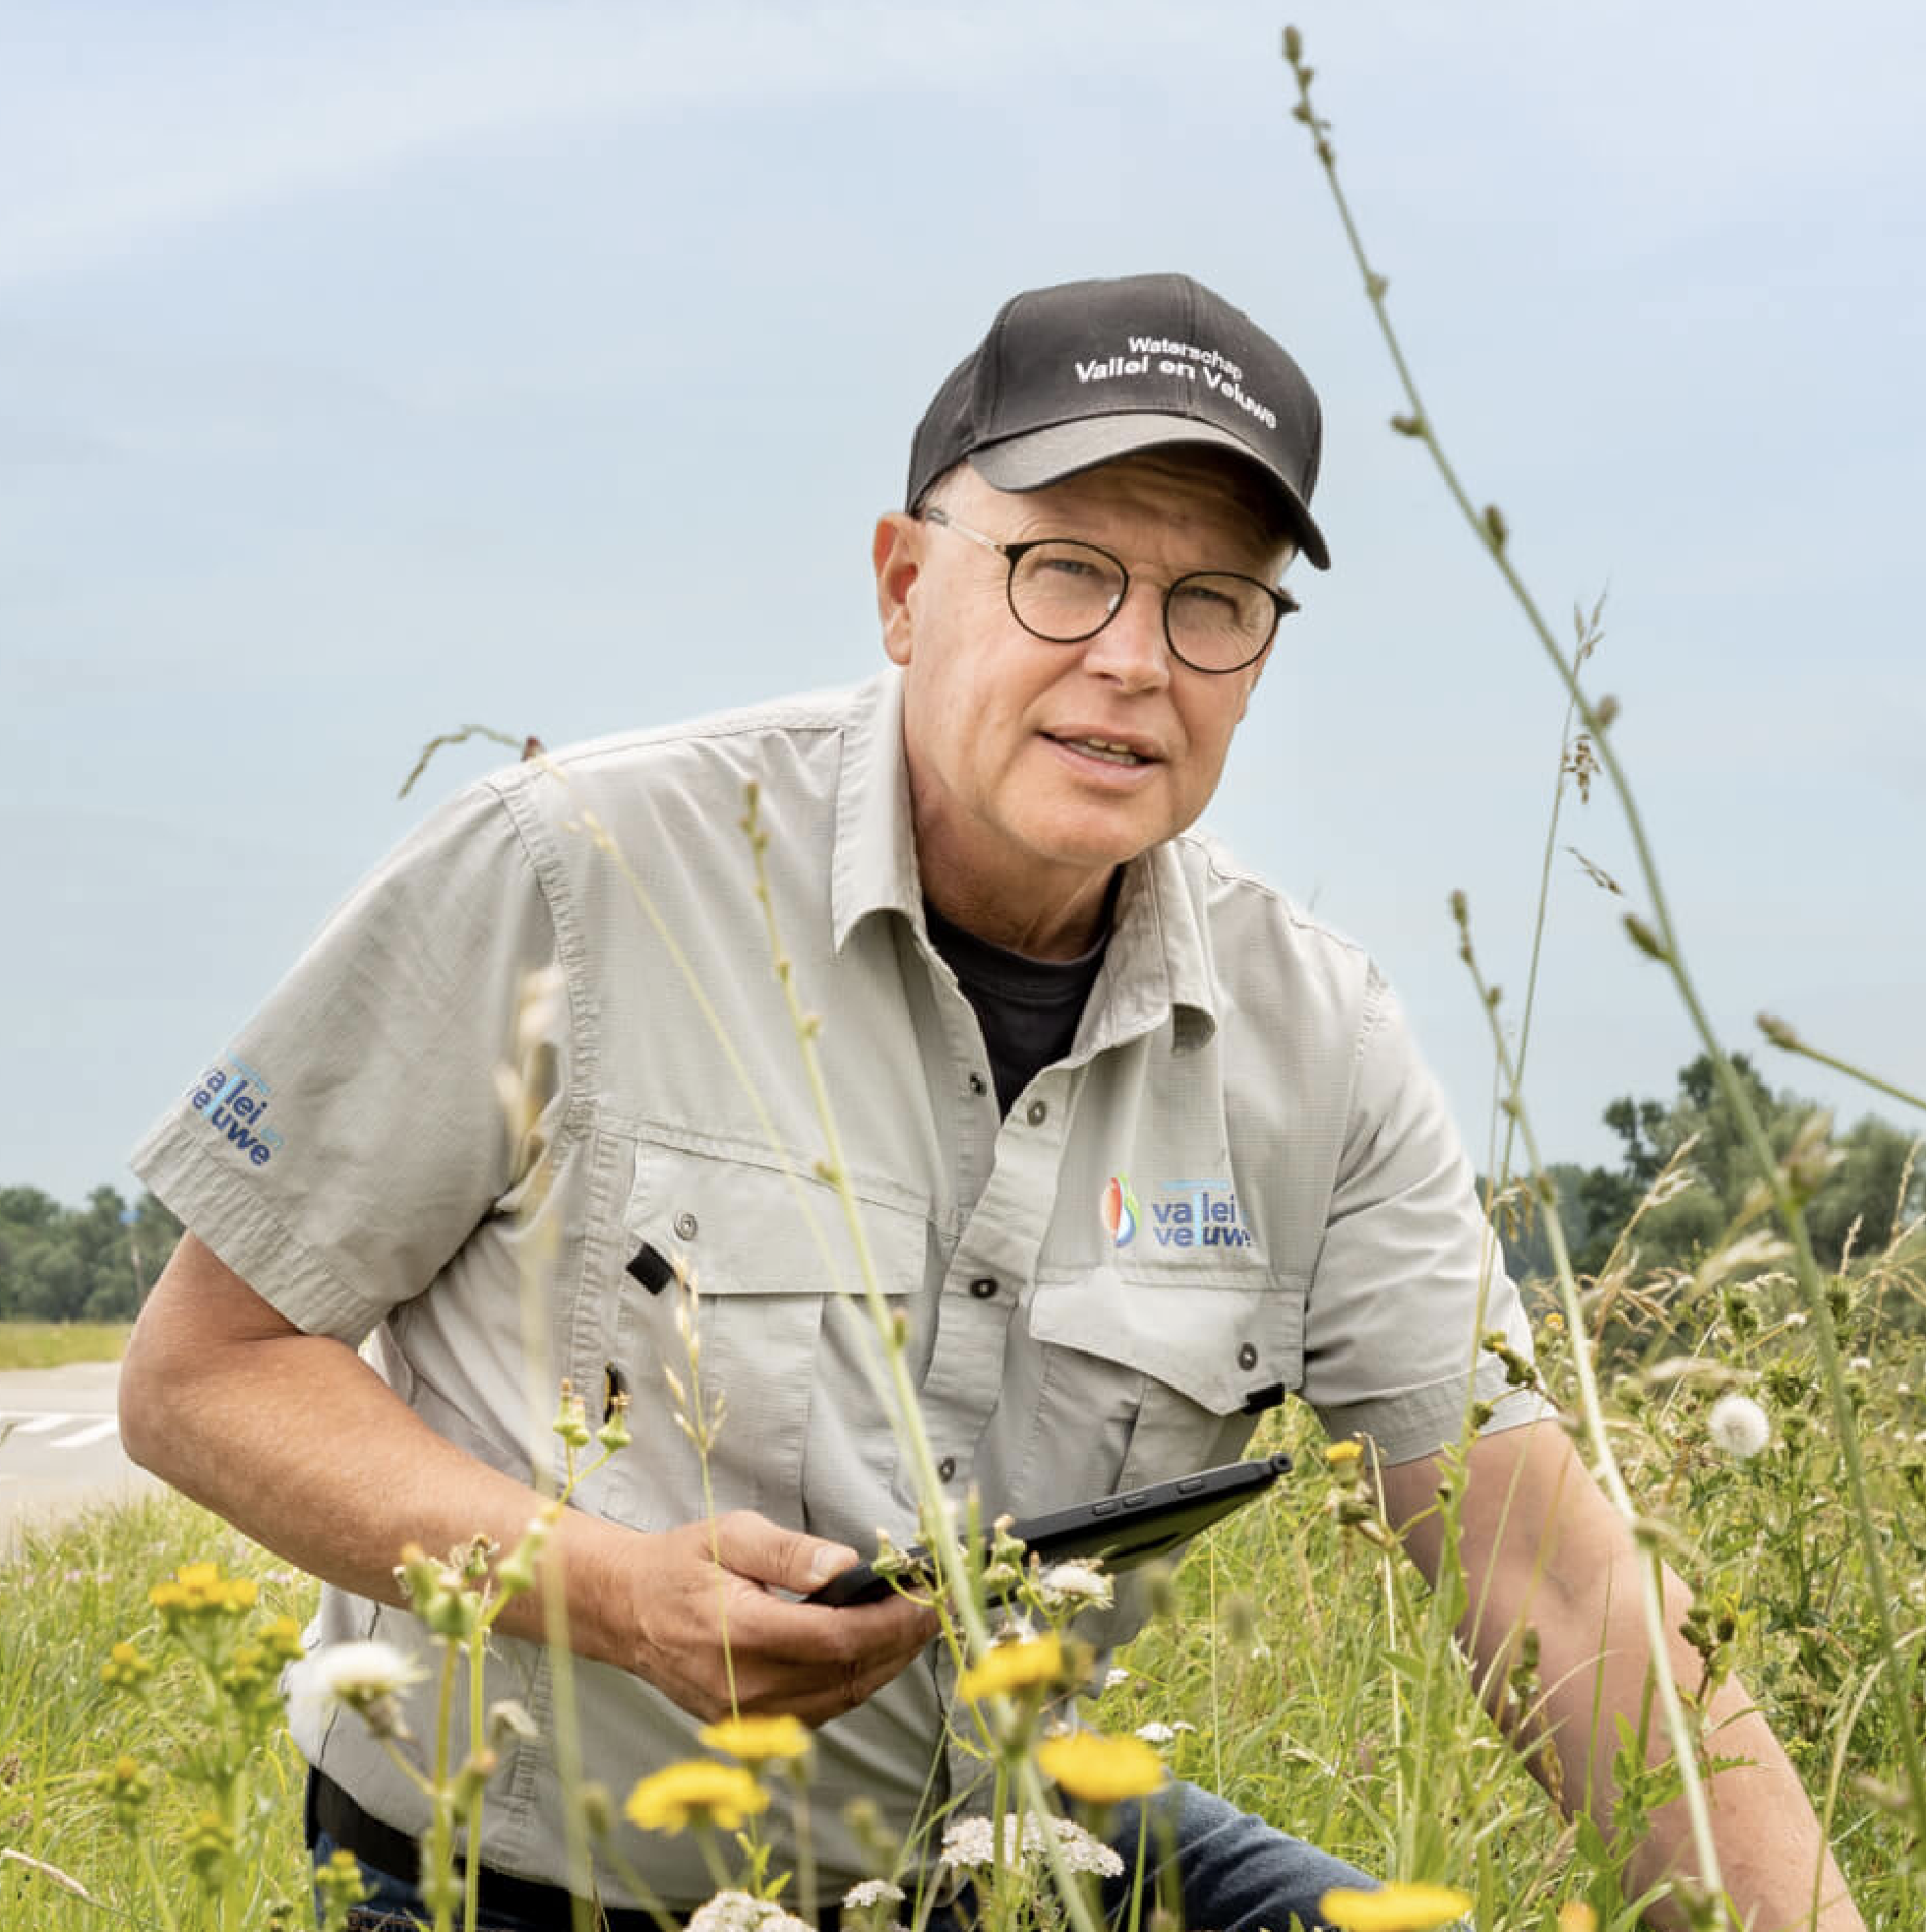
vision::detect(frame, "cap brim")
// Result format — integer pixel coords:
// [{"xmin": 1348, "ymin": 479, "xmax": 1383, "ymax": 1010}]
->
[{"xmin": 968, "ymin": 414, "xmax": 1330, "ymax": 570}]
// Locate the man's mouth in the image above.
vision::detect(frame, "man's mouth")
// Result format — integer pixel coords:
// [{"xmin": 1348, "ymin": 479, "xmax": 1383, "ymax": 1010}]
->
[{"xmin": 1049, "ymin": 734, "xmax": 1153, "ymax": 767}]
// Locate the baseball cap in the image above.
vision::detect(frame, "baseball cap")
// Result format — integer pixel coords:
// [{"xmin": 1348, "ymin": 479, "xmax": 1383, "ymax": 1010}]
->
[{"xmin": 906, "ymin": 272, "xmax": 1329, "ymax": 569}]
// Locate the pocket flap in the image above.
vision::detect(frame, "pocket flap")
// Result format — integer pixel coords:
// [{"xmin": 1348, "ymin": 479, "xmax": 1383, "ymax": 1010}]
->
[
  {"xmin": 626, "ymin": 1138, "xmax": 927, "ymax": 1298},
  {"xmin": 1027, "ymin": 1265, "xmax": 1304, "ymax": 1414}
]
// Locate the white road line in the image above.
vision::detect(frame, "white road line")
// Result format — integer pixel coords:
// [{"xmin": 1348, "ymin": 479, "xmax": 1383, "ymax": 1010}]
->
[
  {"xmin": 52, "ymin": 1419, "xmax": 120, "ymax": 1450},
  {"xmin": 7, "ymin": 1415, "xmax": 75, "ymax": 1436}
]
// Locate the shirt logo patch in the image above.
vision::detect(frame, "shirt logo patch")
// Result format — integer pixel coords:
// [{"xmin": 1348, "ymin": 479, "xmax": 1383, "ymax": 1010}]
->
[
  {"xmin": 187, "ymin": 1054, "xmax": 284, "ymax": 1169},
  {"xmin": 1144, "ymin": 1178, "xmax": 1250, "ymax": 1249},
  {"xmin": 1101, "ymin": 1176, "xmax": 1140, "ymax": 1247}
]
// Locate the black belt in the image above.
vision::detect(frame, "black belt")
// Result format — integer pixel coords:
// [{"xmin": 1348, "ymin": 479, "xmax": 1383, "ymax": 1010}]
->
[{"xmin": 309, "ymin": 1764, "xmax": 663, "ymax": 1932}]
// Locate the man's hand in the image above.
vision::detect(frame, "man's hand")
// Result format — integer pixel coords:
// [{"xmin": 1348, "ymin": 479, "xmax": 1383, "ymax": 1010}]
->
[{"xmin": 623, "ymin": 1512, "xmax": 938, "ymax": 1725}]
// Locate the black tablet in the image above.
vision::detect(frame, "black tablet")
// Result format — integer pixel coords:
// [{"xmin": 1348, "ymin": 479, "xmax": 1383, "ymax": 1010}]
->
[{"xmin": 805, "ymin": 1450, "xmax": 1294, "ymax": 1607}]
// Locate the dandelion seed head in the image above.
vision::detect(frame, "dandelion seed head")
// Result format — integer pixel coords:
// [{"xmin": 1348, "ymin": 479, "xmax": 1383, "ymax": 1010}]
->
[
  {"xmin": 1707, "ymin": 1392, "xmax": 1772, "ymax": 1460},
  {"xmin": 1037, "ymin": 1561, "xmax": 1113, "ymax": 1611}
]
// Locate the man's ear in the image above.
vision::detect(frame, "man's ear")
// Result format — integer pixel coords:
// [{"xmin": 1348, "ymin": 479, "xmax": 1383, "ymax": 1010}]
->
[{"xmin": 873, "ymin": 513, "xmax": 922, "ymax": 667}]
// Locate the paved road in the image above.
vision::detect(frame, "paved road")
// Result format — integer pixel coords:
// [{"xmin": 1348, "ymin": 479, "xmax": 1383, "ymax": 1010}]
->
[{"xmin": 0, "ymin": 1360, "xmax": 163, "ymax": 1549}]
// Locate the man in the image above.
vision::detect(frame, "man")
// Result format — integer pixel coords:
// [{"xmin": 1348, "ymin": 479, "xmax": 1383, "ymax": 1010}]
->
[{"xmin": 120, "ymin": 273, "xmax": 1861, "ymax": 1931}]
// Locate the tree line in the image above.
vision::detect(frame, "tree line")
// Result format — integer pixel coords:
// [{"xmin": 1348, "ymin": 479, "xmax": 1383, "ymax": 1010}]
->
[
  {"xmin": 4, "ymin": 1057, "xmax": 1919, "ymax": 1324},
  {"xmin": 0, "ymin": 1186, "xmax": 183, "ymax": 1322}
]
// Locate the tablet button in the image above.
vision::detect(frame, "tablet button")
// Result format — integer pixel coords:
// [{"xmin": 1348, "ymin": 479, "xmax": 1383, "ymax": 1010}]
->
[
  {"xmin": 1091, "ymin": 1498, "xmax": 1117, "ymax": 1516},
  {"xmin": 1121, "ymin": 1491, "xmax": 1148, "ymax": 1509},
  {"xmin": 1176, "ymin": 1477, "xmax": 1205, "ymax": 1493}
]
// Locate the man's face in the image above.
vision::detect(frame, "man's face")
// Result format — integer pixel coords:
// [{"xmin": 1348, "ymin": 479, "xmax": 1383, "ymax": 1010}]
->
[{"xmin": 873, "ymin": 452, "xmax": 1293, "ymax": 953}]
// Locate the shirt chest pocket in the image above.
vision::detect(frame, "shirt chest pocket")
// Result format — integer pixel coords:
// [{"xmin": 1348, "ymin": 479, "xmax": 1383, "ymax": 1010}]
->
[
  {"xmin": 1020, "ymin": 1263, "xmax": 1307, "ymax": 1500},
  {"xmin": 600, "ymin": 1137, "xmax": 930, "ymax": 1538}
]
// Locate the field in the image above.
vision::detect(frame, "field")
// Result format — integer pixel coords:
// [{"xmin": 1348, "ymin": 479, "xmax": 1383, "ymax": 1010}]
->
[{"xmin": 0, "ymin": 1325, "xmax": 130, "ymax": 1373}]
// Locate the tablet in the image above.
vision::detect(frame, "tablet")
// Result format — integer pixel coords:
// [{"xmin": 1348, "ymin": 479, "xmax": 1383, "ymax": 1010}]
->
[{"xmin": 804, "ymin": 1450, "xmax": 1294, "ymax": 1607}]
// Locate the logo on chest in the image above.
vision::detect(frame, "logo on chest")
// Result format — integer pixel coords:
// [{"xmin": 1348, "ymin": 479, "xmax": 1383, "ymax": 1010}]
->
[{"xmin": 1103, "ymin": 1176, "xmax": 1250, "ymax": 1250}]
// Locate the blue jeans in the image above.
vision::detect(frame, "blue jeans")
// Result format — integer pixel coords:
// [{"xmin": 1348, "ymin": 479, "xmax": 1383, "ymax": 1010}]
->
[{"xmin": 311, "ymin": 1783, "xmax": 1379, "ymax": 1932}]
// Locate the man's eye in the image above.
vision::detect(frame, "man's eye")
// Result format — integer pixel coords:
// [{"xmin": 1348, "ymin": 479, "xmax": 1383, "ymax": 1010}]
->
[
  {"xmin": 1036, "ymin": 553, "xmax": 1106, "ymax": 582},
  {"xmin": 1172, "ymin": 579, "xmax": 1241, "ymax": 618}
]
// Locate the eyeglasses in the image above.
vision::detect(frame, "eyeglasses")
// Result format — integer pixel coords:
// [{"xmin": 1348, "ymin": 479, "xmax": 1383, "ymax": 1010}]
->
[{"xmin": 921, "ymin": 505, "xmax": 1297, "ymax": 675}]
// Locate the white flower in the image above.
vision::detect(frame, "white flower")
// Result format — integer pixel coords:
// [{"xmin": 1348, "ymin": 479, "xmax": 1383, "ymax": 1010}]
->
[
  {"xmin": 1133, "ymin": 1721, "xmax": 1197, "ymax": 1746},
  {"xmin": 1707, "ymin": 1393, "xmax": 1772, "ymax": 1460},
  {"xmin": 938, "ymin": 1814, "xmax": 1122, "ymax": 1878},
  {"xmin": 1849, "ymin": 1356, "xmax": 1872, "ymax": 1373},
  {"xmin": 1784, "ymin": 1312, "xmax": 1808, "ymax": 1329},
  {"xmin": 1104, "ymin": 1667, "xmax": 1132, "ymax": 1690},
  {"xmin": 287, "ymin": 1639, "xmax": 427, "ymax": 1739},
  {"xmin": 1036, "ymin": 1561, "xmax": 1113, "ymax": 1612},
  {"xmin": 840, "ymin": 1881, "xmax": 905, "ymax": 1910},
  {"xmin": 686, "ymin": 1892, "xmax": 813, "ymax": 1932}
]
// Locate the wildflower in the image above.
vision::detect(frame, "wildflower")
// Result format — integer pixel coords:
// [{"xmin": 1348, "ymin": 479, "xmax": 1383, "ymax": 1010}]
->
[
  {"xmin": 290, "ymin": 1638, "xmax": 426, "ymax": 1740},
  {"xmin": 149, "ymin": 1560, "xmax": 259, "ymax": 1626},
  {"xmin": 1133, "ymin": 1721, "xmax": 1194, "ymax": 1746},
  {"xmin": 1038, "ymin": 1729, "xmax": 1165, "ymax": 1804},
  {"xmin": 938, "ymin": 1813, "xmax": 1122, "ymax": 1878},
  {"xmin": 93, "ymin": 1754, "xmax": 153, "ymax": 1826},
  {"xmin": 685, "ymin": 1891, "xmax": 813, "ymax": 1932},
  {"xmin": 1036, "ymin": 1560, "xmax": 1113, "ymax": 1613},
  {"xmin": 698, "ymin": 1714, "xmax": 811, "ymax": 1765},
  {"xmin": 1707, "ymin": 1393, "xmax": 1772, "ymax": 1460},
  {"xmin": 1318, "ymin": 1881, "xmax": 1475, "ymax": 1930},
  {"xmin": 100, "ymin": 1640, "xmax": 154, "ymax": 1691},
  {"xmin": 841, "ymin": 1880, "xmax": 905, "ymax": 1910},
  {"xmin": 1325, "ymin": 1440, "xmax": 1364, "ymax": 1468},
  {"xmin": 624, "ymin": 1760, "xmax": 769, "ymax": 1834},
  {"xmin": 1556, "ymin": 1904, "xmax": 1598, "ymax": 1932},
  {"xmin": 957, "ymin": 1631, "xmax": 1064, "ymax": 1703},
  {"xmin": 1104, "ymin": 1667, "xmax": 1132, "ymax": 1690}
]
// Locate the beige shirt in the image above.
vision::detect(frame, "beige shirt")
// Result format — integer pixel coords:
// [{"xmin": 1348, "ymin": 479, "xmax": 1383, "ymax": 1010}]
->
[{"xmin": 134, "ymin": 669, "xmax": 1542, "ymax": 1905}]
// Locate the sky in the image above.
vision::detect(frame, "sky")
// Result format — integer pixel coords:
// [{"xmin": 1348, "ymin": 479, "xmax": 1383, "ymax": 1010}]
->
[{"xmin": 5, "ymin": 0, "xmax": 1922, "ymax": 1207}]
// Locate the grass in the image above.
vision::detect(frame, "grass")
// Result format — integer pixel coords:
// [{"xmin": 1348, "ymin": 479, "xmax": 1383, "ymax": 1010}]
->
[{"xmin": 0, "ymin": 1324, "xmax": 130, "ymax": 1372}]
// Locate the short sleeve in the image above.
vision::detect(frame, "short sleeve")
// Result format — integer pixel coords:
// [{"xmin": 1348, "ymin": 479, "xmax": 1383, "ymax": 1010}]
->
[
  {"xmin": 130, "ymin": 779, "xmax": 567, "ymax": 1343},
  {"xmin": 1300, "ymin": 967, "xmax": 1549, "ymax": 1465}
]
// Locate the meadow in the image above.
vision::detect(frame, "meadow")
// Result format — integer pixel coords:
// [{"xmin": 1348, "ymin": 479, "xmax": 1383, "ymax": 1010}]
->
[{"xmin": 1, "ymin": 1206, "xmax": 1921, "ymax": 1929}]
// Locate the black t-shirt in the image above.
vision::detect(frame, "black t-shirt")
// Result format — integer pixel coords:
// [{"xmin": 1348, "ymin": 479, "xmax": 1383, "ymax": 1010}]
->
[{"xmin": 923, "ymin": 879, "xmax": 1115, "ymax": 1115}]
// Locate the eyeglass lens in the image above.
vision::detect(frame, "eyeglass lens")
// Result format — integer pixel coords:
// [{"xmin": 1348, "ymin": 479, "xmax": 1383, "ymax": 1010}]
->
[{"xmin": 1010, "ymin": 541, "xmax": 1275, "ymax": 670}]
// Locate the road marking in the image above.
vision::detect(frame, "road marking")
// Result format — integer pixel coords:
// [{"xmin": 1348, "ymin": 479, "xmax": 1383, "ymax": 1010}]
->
[
  {"xmin": 52, "ymin": 1419, "xmax": 120, "ymax": 1450},
  {"xmin": 7, "ymin": 1415, "xmax": 76, "ymax": 1436}
]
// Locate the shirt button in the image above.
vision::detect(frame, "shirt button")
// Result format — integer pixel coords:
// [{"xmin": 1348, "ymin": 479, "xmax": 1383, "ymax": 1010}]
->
[
  {"xmin": 674, "ymin": 1212, "xmax": 699, "ymax": 1240},
  {"xmin": 968, "ymin": 1072, "xmax": 988, "ymax": 1097},
  {"xmin": 937, "ymin": 1456, "xmax": 957, "ymax": 1481},
  {"xmin": 1237, "ymin": 1342, "xmax": 1259, "ymax": 1370},
  {"xmin": 969, "ymin": 1277, "xmax": 998, "ymax": 1300},
  {"xmin": 1026, "ymin": 1100, "xmax": 1048, "ymax": 1126}
]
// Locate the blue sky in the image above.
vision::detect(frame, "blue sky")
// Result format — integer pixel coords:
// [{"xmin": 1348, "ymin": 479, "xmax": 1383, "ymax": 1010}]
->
[{"xmin": 5, "ymin": 0, "xmax": 1922, "ymax": 1205}]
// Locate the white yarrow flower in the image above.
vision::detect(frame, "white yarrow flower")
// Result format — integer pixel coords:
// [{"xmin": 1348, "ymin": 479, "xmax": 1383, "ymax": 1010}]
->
[
  {"xmin": 840, "ymin": 1881, "xmax": 906, "ymax": 1910},
  {"xmin": 1104, "ymin": 1667, "xmax": 1132, "ymax": 1690},
  {"xmin": 938, "ymin": 1814, "xmax": 1122, "ymax": 1878},
  {"xmin": 687, "ymin": 1892, "xmax": 813, "ymax": 1932},
  {"xmin": 1707, "ymin": 1393, "xmax": 1772, "ymax": 1460}
]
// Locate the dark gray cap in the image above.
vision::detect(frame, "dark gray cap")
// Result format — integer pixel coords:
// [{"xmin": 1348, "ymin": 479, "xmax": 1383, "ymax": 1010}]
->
[{"xmin": 907, "ymin": 272, "xmax": 1328, "ymax": 569}]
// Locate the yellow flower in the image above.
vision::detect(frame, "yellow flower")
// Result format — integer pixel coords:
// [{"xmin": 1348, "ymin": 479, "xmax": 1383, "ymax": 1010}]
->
[
  {"xmin": 624, "ymin": 1760, "xmax": 770, "ymax": 1834},
  {"xmin": 148, "ymin": 1560, "xmax": 259, "ymax": 1623},
  {"xmin": 1555, "ymin": 1906, "xmax": 1597, "ymax": 1932},
  {"xmin": 1325, "ymin": 1441, "xmax": 1364, "ymax": 1467},
  {"xmin": 1036, "ymin": 1729, "xmax": 1166, "ymax": 1804},
  {"xmin": 957, "ymin": 1633, "xmax": 1064, "ymax": 1704},
  {"xmin": 1319, "ymin": 1882, "xmax": 1474, "ymax": 1931},
  {"xmin": 698, "ymin": 1714, "xmax": 811, "ymax": 1764}
]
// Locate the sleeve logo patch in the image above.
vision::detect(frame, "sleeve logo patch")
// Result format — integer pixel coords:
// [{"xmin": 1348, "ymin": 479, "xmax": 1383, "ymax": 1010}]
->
[{"xmin": 187, "ymin": 1055, "xmax": 284, "ymax": 1168}]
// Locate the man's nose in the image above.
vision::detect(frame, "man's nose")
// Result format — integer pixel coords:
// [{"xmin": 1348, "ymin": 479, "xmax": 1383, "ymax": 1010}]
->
[{"xmin": 1078, "ymin": 581, "xmax": 1172, "ymax": 690}]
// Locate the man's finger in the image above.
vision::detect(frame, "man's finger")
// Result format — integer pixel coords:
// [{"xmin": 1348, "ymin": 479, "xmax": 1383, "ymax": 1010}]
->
[{"xmin": 710, "ymin": 1509, "xmax": 861, "ymax": 1596}]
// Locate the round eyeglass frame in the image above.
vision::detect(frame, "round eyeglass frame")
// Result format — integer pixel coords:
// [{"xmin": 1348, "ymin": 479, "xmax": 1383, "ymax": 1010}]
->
[{"xmin": 921, "ymin": 504, "xmax": 1297, "ymax": 674}]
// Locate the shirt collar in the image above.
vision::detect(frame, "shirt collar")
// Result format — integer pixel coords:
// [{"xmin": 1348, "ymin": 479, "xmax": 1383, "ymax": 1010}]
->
[{"xmin": 831, "ymin": 667, "xmax": 1219, "ymax": 1051}]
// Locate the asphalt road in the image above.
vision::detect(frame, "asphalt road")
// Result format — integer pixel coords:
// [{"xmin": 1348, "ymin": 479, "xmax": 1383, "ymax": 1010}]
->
[{"xmin": 0, "ymin": 1360, "xmax": 163, "ymax": 1549}]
